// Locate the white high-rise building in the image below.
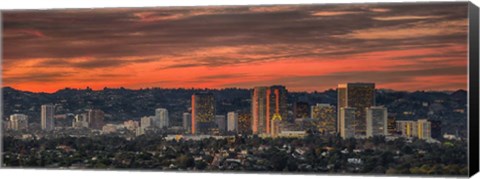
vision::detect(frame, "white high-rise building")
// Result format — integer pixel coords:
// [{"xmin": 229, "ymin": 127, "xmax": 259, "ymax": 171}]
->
[
  {"xmin": 155, "ymin": 108, "xmax": 169, "ymax": 129},
  {"xmin": 227, "ymin": 112, "xmax": 238, "ymax": 132},
  {"xmin": 366, "ymin": 106, "xmax": 388, "ymax": 137},
  {"xmin": 72, "ymin": 113, "xmax": 89, "ymax": 128},
  {"xmin": 339, "ymin": 107, "xmax": 356, "ymax": 139},
  {"xmin": 137, "ymin": 116, "xmax": 154, "ymax": 136},
  {"xmin": 9, "ymin": 114, "xmax": 28, "ymax": 130},
  {"xmin": 41, "ymin": 104, "xmax": 55, "ymax": 131}
]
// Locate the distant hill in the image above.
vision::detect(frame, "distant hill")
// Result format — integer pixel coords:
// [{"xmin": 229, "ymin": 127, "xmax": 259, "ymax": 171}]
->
[{"xmin": 2, "ymin": 87, "xmax": 467, "ymax": 137}]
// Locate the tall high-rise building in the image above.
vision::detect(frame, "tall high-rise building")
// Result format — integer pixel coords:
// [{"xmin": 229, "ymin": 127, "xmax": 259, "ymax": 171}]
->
[
  {"xmin": 9, "ymin": 114, "xmax": 28, "ymax": 130},
  {"xmin": 366, "ymin": 106, "xmax": 388, "ymax": 137},
  {"xmin": 238, "ymin": 113, "xmax": 251, "ymax": 134},
  {"xmin": 337, "ymin": 83, "xmax": 375, "ymax": 137},
  {"xmin": 251, "ymin": 85, "xmax": 288, "ymax": 135},
  {"xmin": 269, "ymin": 85, "xmax": 288, "ymax": 123},
  {"xmin": 387, "ymin": 114, "xmax": 397, "ymax": 135},
  {"xmin": 87, "ymin": 109, "xmax": 105, "ymax": 130},
  {"xmin": 339, "ymin": 107, "xmax": 356, "ymax": 139},
  {"xmin": 310, "ymin": 103, "xmax": 337, "ymax": 135},
  {"xmin": 294, "ymin": 101, "xmax": 310, "ymax": 119},
  {"xmin": 191, "ymin": 93, "xmax": 216, "ymax": 134},
  {"xmin": 155, "ymin": 108, "xmax": 169, "ymax": 129},
  {"xmin": 227, "ymin": 112, "xmax": 238, "ymax": 133},
  {"xmin": 183, "ymin": 112, "xmax": 192, "ymax": 132},
  {"xmin": 252, "ymin": 87, "xmax": 268, "ymax": 134},
  {"xmin": 41, "ymin": 104, "xmax": 55, "ymax": 131},
  {"xmin": 216, "ymin": 115, "xmax": 226, "ymax": 132}
]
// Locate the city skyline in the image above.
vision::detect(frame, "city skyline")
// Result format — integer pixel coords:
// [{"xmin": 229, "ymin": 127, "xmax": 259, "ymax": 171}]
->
[{"xmin": 2, "ymin": 2, "xmax": 468, "ymax": 93}]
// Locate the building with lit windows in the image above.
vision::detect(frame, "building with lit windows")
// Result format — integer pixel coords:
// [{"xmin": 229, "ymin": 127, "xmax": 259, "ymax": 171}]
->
[
  {"xmin": 396, "ymin": 120, "xmax": 418, "ymax": 137},
  {"xmin": 310, "ymin": 103, "xmax": 336, "ymax": 135},
  {"xmin": 366, "ymin": 106, "xmax": 388, "ymax": 137},
  {"xmin": 387, "ymin": 114, "xmax": 397, "ymax": 135},
  {"xmin": 9, "ymin": 114, "xmax": 28, "ymax": 131},
  {"xmin": 191, "ymin": 93, "xmax": 216, "ymax": 134},
  {"xmin": 417, "ymin": 119, "xmax": 432, "ymax": 139},
  {"xmin": 238, "ymin": 113, "xmax": 251, "ymax": 134},
  {"xmin": 227, "ymin": 112, "xmax": 238, "ymax": 133},
  {"xmin": 294, "ymin": 101, "xmax": 310, "ymax": 119},
  {"xmin": 339, "ymin": 107, "xmax": 356, "ymax": 139},
  {"xmin": 41, "ymin": 104, "xmax": 55, "ymax": 131},
  {"xmin": 337, "ymin": 83, "xmax": 375, "ymax": 137},
  {"xmin": 251, "ymin": 85, "xmax": 288, "ymax": 135}
]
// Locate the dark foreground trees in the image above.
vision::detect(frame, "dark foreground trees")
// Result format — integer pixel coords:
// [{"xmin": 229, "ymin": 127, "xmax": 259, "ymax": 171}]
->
[{"xmin": 2, "ymin": 135, "xmax": 468, "ymax": 176}]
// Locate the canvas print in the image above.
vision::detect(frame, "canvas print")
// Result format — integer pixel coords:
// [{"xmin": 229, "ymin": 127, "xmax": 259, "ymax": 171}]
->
[{"xmin": 0, "ymin": 2, "xmax": 473, "ymax": 176}]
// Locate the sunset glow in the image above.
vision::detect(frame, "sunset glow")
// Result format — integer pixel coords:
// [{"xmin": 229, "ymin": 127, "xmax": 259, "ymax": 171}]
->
[{"xmin": 2, "ymin": 3, "xmax": 468, "ymax": 93}]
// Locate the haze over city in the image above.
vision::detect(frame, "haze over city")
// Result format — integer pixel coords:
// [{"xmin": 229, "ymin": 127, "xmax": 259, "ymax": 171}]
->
[{"xmin": 2, "ymin": 2, "xmax": 468, "ymax": 92}]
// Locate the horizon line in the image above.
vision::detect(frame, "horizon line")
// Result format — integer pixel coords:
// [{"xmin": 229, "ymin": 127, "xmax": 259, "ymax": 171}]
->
[{"xmin": 2, "ymin": 85, "xmax": 468, "ymax": 94}]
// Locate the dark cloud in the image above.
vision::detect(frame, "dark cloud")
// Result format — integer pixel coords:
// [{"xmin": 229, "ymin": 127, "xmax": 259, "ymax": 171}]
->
[
  {"xmin": 3, "ymin": 72, "xmax": 73, "ymax": 83},
  {"xmin": 3, "ymin": 2, "xmax": 467, "ymax": 65},
  {"xmin": 1, "ymin": 2, "xmax": 469, "ymax": 91},
  {"xmin": 201, "ymin": 73, "xmax": 247, "ymax": 80},
  {"xmin": 35, "ymin": 58, "xmax": 157, "ymax": 69},
  {"xmin": 223, "ymin": 66, "xmax": 467, "ymax": 89}
]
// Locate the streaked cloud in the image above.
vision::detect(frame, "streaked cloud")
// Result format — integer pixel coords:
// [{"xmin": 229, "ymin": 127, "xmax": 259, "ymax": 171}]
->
[
  {"xmin": 373, "ymin": 15, "xmax": 444, "ymax": 21},
  {"xmin": 311, "ymin": 11, "xmax": 361, "ymax": 16},
  {"xmin": 336, "ymin": 19, "xmax": 467, "ymax": 40},
  {"xmin": 1, "ymin": 2, "xmax": 469, "ymax": 92}
]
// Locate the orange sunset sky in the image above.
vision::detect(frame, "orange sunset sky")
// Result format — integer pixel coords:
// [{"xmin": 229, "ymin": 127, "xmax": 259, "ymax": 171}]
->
[{"xmin": 2, "ymin": 2, "xmax": 469, "ymax": 93}]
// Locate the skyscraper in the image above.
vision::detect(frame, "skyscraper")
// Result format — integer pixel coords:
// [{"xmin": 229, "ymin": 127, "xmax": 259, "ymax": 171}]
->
[
  {"xmin": 41, "ymin": 104, "xmax": 55, "ymax": 131},
  {"xmin": 191, "ymin": 93, "xmax": 216, "ymax": 134},
  {"xmin": 339, "ymin": 107, "xmax": 356, "ymax": 139},
  {"xmin": 311, "ymin": 103, "xmax": 337, "ymax": 135},
  {"xmin": 366, "ymin": 106, "xmax": 388, "ymax": 137},
  {"xmin": 238, "ymin": 113, "xmax": 252, "ymax": 134},
  {"xmin": 9, "ymin": 114, "xmax": 28, "ymax": 130},
  {"xmin": 227, "ymin": 112, "xmax": 238, "ymax": 133},
  {"xmin": 252, "ymin": 87, "xmax": 268, "ymax": 134},
  {"xmin": 155, "ymin": 108, "xmax": 169, "ymax": 129},
  {"xmin": 183, "ymin": 112, "xmax": 192, "ymax": 132},
  {"xmin": 337, "ymin": 83, "xmax": 375, "ymax": 137},
  {"xmin": 251, "ymin": 85, "xmax": 288, "ymax": 135},
  {"xmin": 269, "ymin": 85, "xmax": 288, "ymax": 123},
  {"xmin": 87, "ymin": 109, "xmax": 105, "ymax": 130}
]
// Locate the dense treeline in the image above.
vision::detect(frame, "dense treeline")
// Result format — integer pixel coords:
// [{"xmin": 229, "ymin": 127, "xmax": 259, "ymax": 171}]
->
[{"xmin": 2, "ymin": 135, "xmax": 468, "ymax": 175}]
